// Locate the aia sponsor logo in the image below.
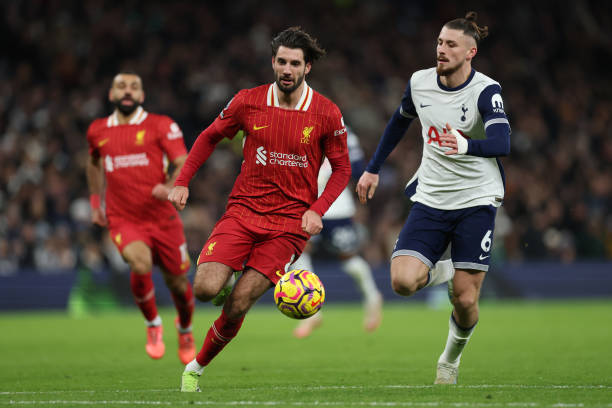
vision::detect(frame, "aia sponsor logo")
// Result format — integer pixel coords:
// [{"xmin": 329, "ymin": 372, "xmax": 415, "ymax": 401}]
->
[{"xmin": 426, "ymin": 126, "xmax": 469, "ymax": 146}]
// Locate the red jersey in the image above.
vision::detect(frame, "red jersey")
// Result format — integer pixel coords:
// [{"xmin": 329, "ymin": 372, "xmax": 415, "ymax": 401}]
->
[
  {"xmin": 176, "ymin": 83, "xmax": 351, "ymax": 235},
  {"xmin": 87, "ymin": 107, "xmax": 187, "ymax": 224}
]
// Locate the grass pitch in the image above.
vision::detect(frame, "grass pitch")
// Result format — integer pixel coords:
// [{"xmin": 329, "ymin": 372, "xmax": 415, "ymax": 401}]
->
[{"xmin": 1, "ymin": 299, "xmax": 611, "ymax": 407}]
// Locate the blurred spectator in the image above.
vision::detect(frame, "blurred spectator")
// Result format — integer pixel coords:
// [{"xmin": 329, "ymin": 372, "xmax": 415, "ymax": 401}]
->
[{"xmin": 0, "ymin": 0, "xmax": 610, "ymax": 274}]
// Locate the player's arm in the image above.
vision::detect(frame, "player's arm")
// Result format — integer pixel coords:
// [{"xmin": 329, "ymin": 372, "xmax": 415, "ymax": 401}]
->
[
  {"xmin": 440, "ymin": 84, "xmax": 511, "ymax": 157},
  {"xmin": 152, "ymin": 154, "xmax": 186, "ymax": 200},
  {"xmin": 357, "ymin": 82, "xmax": 417, "ymax": 204},
  {"xmin": 168, "ymin": 125, "xmax": 225, "ymax": 210},
  {"xmin": 86, "ymin": 154, "xmax": 107, "ymax": 227},
  {"xmin": 304, "ymin": 113, "xmax": 351, "ymax": 235},
  {"xmin": 169, "ymin": 92, "xmax": 244, "ymax": 211}
]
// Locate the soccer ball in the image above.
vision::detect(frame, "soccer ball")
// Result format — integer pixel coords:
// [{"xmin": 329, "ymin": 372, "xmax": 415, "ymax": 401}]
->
[{"xmin": 274, "ymin": 269, "xmax": 325, "ymax": 319}]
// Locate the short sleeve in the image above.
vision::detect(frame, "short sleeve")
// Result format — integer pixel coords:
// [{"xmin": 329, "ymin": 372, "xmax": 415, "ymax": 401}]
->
[
  {"xmin": 477, "ymin": 83, "xmax": 510, "ymax": 131},
  {"xmin": 399, "ymin": 79, "xmax": 418, "ymax": 119},
  {"xmin": 86, "ymin": 122, "xmax": 100, "ymax": 158},
  {"xmin": 212, "ymin": 89, "xmax": 248, "ymax": 140},
  {"xmin": 158, "ymin": 116, "xmax": 188, "ymax": 161}
]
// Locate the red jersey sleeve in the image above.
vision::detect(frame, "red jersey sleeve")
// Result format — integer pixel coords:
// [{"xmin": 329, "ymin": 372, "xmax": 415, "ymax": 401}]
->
[
  {"xmin": 174, "ymin": 91, "xmax": 247, "ymax": 187},
  {"xmin": 157, "ymin": 116, "xmax": 188, "ymax": 161},
  {"xmin": 86, "ymin": 121, "xmax": 101, "ymax": 158},
  {"xmin": 212, "ymin": 90, "xmax": 248, "ymax": 139},
  {"xmin": 309, "ymin": 106, "xmax": 350, "ymax": 216}
]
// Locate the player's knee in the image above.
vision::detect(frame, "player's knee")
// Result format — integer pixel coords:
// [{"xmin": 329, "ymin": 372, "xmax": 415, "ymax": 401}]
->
[
  {"xmin": 193, "ymin": 271, "xmax": 225, "ymax": 302},
  {"xmin": 390, "ymin": 269, "xmax": 419, "ymax": 296},
  {"xmin": 164, "ymin": 274, "xmax": 188, "ymax": 294},
  {"xmin": 129, "ymin": 257, "xmax": 152, "ymax": 275},
  {"xmin": 451, "ymin": 291, "xmax": 478, "ymax": 312},
  {"xmin": 193, "ymin": 279, "xmax": 218, "ymax": 302}
]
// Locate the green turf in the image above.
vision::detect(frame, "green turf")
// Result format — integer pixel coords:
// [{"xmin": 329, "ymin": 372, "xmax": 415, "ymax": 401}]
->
[{"xmin": 1, "ymin": 299, "xmax": 611, "ymax": 407}]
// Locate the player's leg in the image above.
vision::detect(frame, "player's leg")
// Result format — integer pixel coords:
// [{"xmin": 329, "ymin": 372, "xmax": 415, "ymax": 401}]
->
[
  {"xmin": 326, "ymin": 218, "xmax": 383, "ymax": 331},
  {"xmin": 435, "ymin": 269, "xmax": 484, "ymax": 384},
  {"xmin": 153, "ymin": 219, "xmax": 196, "ymax": 363},
  {"xmin": 191, "ymin": 216, "xmax": 253, "ymax": 304},
  {"xmin": 435, "ymin": 205, "xmax": 496, "ymax": 384},
  {"xmin": 193, "ymin": 262, "xmax": 235, "ymax": 301},
  {"xmin": 182, "ymin": 267, "xmax": 271, "ymax": 392},
  {"xmin": 390, "ymin": 203, "xmax": 451, "ymax": 296},
  {"xmin": 194, "ymin": 270, "xmax": 271, "ymax": 365},
  {"xmin": 291, "ymin": 242, "xmax": 323, "ymax": 338},
  {"xmin": 181, "ymin": 216, "xmax": 265, "ymax": 392},
  {"xmin": 160, "ymin": 268, "xmax": 196, "ymax": 364},
  {"xmin": 120, "ymin": 238, "xmax": 165, "ymax": 359}
]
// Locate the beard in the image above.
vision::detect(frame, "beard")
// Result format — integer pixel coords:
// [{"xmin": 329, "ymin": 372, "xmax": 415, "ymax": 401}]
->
[
  {"xmin": 113, "ymin": 97, "xmax": 140, "ymax": 116},
  {"xmin": 436, "ymin": 59, "xmax": 463, "ymax": 76},
  {"xmin": 276, "ymin": 71, "xmax": 305, "ymax": 94}
]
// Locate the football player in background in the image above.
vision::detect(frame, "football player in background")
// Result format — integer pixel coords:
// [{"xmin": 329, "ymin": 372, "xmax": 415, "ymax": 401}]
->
[
  {"xmin": 168, "ymin": 27, "xmax": 351, "ymax": 392},
  {"xmin": 357, "ymin": 12, "xmax": 511, "ymax": 384},
  {"xmin": 292, "ymin": 126, "xmax": 383, "ymax": 338},
  {"xmin": 86, "ymin": 72, "xmax": 195, "ymax": 364}
]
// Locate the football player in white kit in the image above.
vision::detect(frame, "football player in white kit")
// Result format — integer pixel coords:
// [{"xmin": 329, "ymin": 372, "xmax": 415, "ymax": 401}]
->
[
  {"xmin": 292, "ymin": 127, "xmax": 383, "ymax": 338},
  {"xmin": 357, "ymin": 12, "xmax": 511, "ymax": 384}
]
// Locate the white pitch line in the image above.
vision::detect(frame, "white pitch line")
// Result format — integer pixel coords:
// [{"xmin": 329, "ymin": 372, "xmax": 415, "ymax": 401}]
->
[
  {"xmin": 1, "ymin": 384, "xmax": 611, "ymax": 396},
  {"xmin": 2, "ymin": 400, "xmax": 612, "ymax": 407}
]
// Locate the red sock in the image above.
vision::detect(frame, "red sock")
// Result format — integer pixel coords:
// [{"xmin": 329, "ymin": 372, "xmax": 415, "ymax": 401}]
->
[
  {"xmin": 130, "ymin": 272, "xmax": 158, "ymax": 322},
  {"xmin": 196, "ymin": 309, "xmax": 245, "ymax": 366},
  {"xmin": 171, "ymin": 282, "xmax": 194, "ymax": 329}
]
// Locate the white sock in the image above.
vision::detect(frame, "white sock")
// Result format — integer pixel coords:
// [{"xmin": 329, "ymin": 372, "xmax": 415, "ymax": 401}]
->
[
  {"xmin": 185, "ymin": 359, "xmax": 205, "ymax": 375},
  {"xmin": 146, "ymin": 315, "xmax": 162, "ymax": 327},
  {"xmin": 292, "ymin": 252, "xmax": 314, "ymax": 272},
  {"xmin": 176, "ymin": 322, "xmax": 192, "ymax": 334},
  {"xmin": 425, "ymin": 259, "xmax": 454, "ymax": 288},
  {"xmin": 342, "ymin": 256, "xmax": 379, "ymax": 304},
  {"xmin": 439, "ymin": 314, "xmax": 475, "ymax": 366}
]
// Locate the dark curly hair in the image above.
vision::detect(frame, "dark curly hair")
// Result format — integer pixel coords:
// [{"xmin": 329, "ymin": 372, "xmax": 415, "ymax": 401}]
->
[
  {"xmin": 444, "ymin": 11, "xmax": 489, "ymax": 45},
  {"xmin": 270, "ymin": 26, "xmax": 326, "ymax": 64}
]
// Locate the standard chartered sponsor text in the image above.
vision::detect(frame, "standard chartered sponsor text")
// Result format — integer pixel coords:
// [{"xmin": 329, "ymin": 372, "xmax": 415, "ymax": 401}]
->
[{"xmin": 269, "ymin": 151, "xmax": 308, "ymax": 168}]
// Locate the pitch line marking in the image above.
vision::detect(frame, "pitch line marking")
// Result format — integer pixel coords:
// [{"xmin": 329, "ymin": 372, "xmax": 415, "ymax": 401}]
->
[
  {"xmin": 1, "ymin": 384, "xmax": 612, "ymax": 395},
  {"xmin": 3, "ymin": 400, "xmax": 612, "ymax": 407}
]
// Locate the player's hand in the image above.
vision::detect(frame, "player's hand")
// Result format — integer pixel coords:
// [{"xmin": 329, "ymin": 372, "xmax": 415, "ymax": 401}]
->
[
  {"xmin": 301, "ymin": 210, "xmax": 323, "ymax": 235},
  {"xmin": 152, "ymin": 183, "xmax": 170, "ymax": 201},
  {"xmin": 91, "ymin": 208, "xmax": 107, "ymax": 227},
  {"xmin": 168, "ymin": 186, "xmax": 189, "ymax": 211},
  {"xmin": 440, "ymin": 123, "xmax": 467, "ymax": 155},
  {"xmin": 356, "ymin": 171, "xmax": 379, "ymax": 204}
]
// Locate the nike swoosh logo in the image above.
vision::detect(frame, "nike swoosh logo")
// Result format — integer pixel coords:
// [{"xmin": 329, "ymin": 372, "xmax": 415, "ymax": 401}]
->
[
  {"xmin": 253, "ymin": 125, "xmax": 269, "ymax": 131},
  {"xmin": 478, "ymin": 254, "xmax": 490, "ymax": 260},
  {"xmin": 420, "ymin": 103, "xmax": 431, "ymax": 108},
  {"xmin": 98, "ymin": 138, "xmax": 109, "ymax": 147}
]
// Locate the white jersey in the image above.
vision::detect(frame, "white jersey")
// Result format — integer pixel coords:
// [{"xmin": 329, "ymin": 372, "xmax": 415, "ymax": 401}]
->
[
  {"xmin": 319, "ymin": 127, "xmax": 363, "ymax": 219},
  {"xmin": 401, "ymin": 68, "xmax": 507, "ymax": 209}
]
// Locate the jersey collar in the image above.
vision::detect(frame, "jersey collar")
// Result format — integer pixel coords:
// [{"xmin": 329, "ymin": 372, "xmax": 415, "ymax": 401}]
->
[
  {"xmin": 267, "ymin": 82, "xmax": 313, "ymax": 111},
  {"xmin": 437, "ymin": 68, "xmax": 476, "ymax": 92},
  {"xmin": 107, "ymin": 106, "xmax": 148, "ymax": 127}
]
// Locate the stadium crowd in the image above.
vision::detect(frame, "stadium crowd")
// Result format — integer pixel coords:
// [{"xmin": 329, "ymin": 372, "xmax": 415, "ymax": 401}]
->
[{"xmin": 0, "ymin": 0, "xmax": 610, "ymax": 275}]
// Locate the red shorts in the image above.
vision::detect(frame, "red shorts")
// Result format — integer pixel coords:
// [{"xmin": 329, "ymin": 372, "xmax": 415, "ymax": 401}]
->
[
  {"xmin": 108, "ymin": 217, "xmax": 190, "ymax": 275},
  {"xmin": 198, "ymin": 215, "xmax": 307, "ymax": 284}
]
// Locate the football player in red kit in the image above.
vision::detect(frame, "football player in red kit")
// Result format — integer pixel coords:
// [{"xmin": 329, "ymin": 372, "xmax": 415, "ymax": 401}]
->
[
  {"xmin": 86, "ymin": 72, "xmax": 195, "ymax": 364},
  {"xmin": 169, "ymin": 27, "xmax": 351, "ymax": 392}
]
